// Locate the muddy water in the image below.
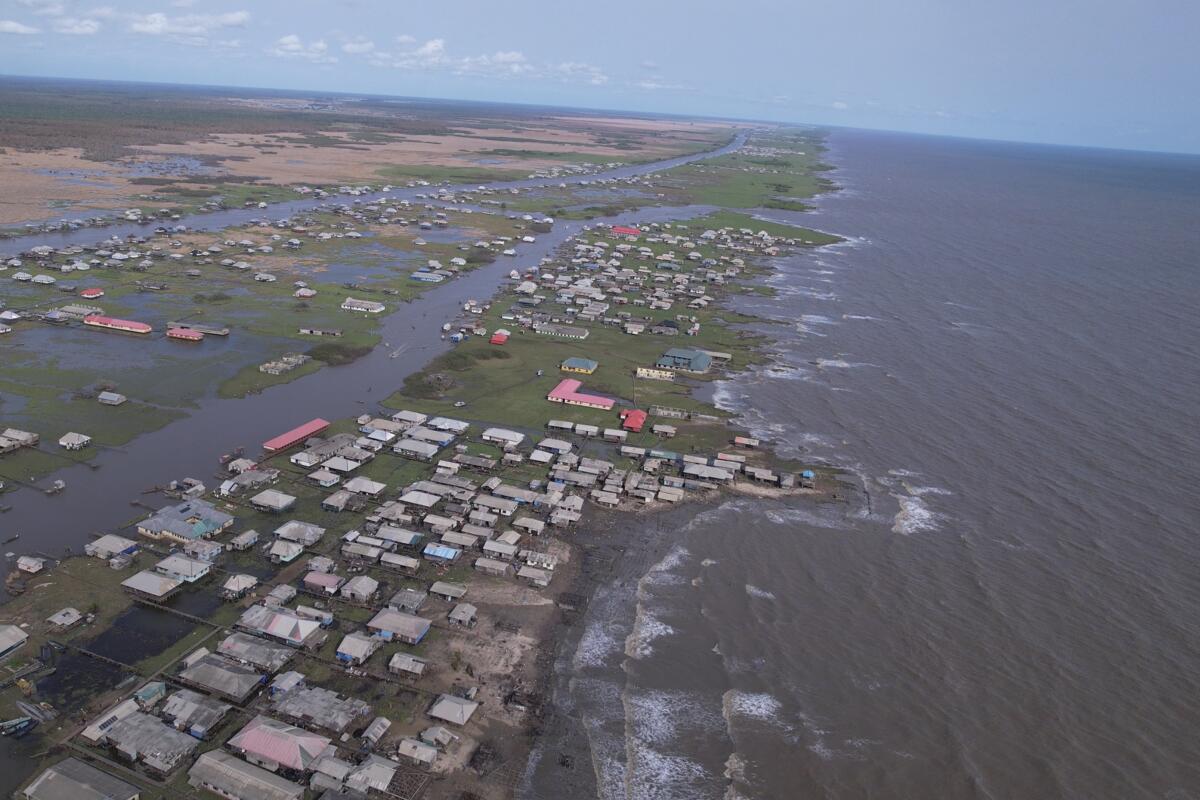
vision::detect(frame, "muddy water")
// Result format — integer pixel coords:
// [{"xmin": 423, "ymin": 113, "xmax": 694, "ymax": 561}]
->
[
  {"xmin": 0, "ymin": 132, "xmax": 744, "ymax": 794},
  {"xmin": 1, "ymin": 133, "xmax": 746, "ymax": 252}
]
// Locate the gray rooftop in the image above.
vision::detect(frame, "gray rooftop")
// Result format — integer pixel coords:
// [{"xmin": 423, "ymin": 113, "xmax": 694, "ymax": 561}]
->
[
  {"xmin": 270, "ymin": 685, "xmax": 372, "ymax": 734},
  {"xmin": 179, "ymin": 653, "xmax": 264, "ymax": 702},
  {"xmin": 23, "ymin": 757, "xmax": 140, "ymax": 800},
  {"xmin": 188, "ymin": 749, "xmax": 304, "ymax": 800},
  {"xmin": 106, "ymin": 711, "xmax": 198, "ymax": 773},
  {"xmin": 217, "ymin": 632, "xmax": 294, "ymax": 672}
]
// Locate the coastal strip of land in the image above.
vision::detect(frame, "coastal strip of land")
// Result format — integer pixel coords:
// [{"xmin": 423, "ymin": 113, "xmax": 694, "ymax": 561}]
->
[{"xmin": 0, "ymin": 125, "xmax": 844, "ymax": 800}]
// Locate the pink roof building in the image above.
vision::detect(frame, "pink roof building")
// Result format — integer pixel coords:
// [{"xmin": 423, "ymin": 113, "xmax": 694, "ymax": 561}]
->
[
  {"xmin": 263, "ymin": 418, "xmax": 331, "ymax": 452},
  {"xmin": 303, "ymin": 571, "xmax": 344, "ymax": 594},
  {"xmin": 83, "ymin": 314, "xmax": 152, "ymax": 334},
  {"xmin": 546, "ymin": 379, "xmax": 614, "ymax": 411},
  {"xmin": 228, "ymin": 715, "xmax": 332, "ymax": 772}
]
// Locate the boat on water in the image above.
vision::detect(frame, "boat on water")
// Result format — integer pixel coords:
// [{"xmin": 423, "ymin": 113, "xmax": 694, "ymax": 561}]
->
[
  {"xmin": 0, "ymin": 717, "xmax": 37, "ymax": 738},
  {"xmin": 44, "ymin": 479, "xmax": 66, "ymax": 495}
]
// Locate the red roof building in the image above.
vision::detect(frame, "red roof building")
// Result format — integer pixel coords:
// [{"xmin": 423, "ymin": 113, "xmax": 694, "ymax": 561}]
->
[
  {"xmin": 167, "ymin": 327, "xmax": 204, "ymax": 341},
  {"xmin": 79, "ymin": 288, "xmax": 105, "ymax": 299},
  {"xmin": 620, "ymin": 409, "xmax": 648, "ymax": 433},
  {"xmin": 489, "ymin": 332, "xmax": 508, "ymax": 345},
  {"xmin": 263, "ymin": 418, "xmax": 331, "ymax": 453},
  {"xmin": 82, "ymin": 314, "xmax": 152, "ymax": 334},
  {"xmin": 611, "ymin": 225, "xmax": 641, "ymax": 239}
]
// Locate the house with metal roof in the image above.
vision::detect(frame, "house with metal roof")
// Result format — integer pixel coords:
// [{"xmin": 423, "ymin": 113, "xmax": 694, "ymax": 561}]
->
[
  {"xmin": 250, "ymin": 489, "xmax": 298, "ymax": 514},
  {"xmin": 136, "ymin": 498, "xmax": 233, "ymax": 543},
  {"xmin": 85, "ymin": 533, "xmax": 138, "ymax": 560},
  {"xmin": 217, "ymin": 632, "xmax": 294, "ymax": 673},
  {"xmin": 397, "ymin": 737, "xmax": 438, "ymax": 766},
  {"xmin": 428, "ymin": 694, "xmax": 479, "ymax": 726},
  {"xmin": 429, "ymin": 581, "xmax": 468, "ymax": 601},
  {"xmin": 178, "ymin": 653, "xmax": 265, "ymax": 703},
  {"xmin": 104, "ymin": 711, "xmax": 198, "ymax": 774},
  {"xmin": 481, "ymin": 427, "xmax": 526, "ymax": 448},
  {"xmin": 154, "ymin": 554, "xmax": 211, "ymax": 583},
  {"xmin": 227, "ymin": 715, "xmax": 333, "ymax": 773},
  {"xmin": 121, "ymin": 570, "xmax": 182, "ymax": 600},
  {"xmin": 388, "ymin": 652, "xmax": 428, "ymax": 677},
  {"xmin": 23, "ymin": 757, "xmax": 140, "ymax": 800},
  {"xmin": 335, "ymin": 632, "xmax": 380, "ymax": 666},
  {"xmin": 448, "ymin": 603, "xmax": 477, "ymax": 627},
  {"xmin": 560, "ymin": 356, "xmax": 599, "ymax": 374},
  {"xmin": 274, "ymin": 520, "xmax": 326, "ymax": 546},
  {"xmin": 270, "ymin": 685, "xmax": 371, "ymax": 735},
  {"xmin": 238, "ymin": 606, "xmax": 327, "ymax": 650},
  {"xmin": 367, "ymin": 609, "xmax": 430, "ymax": 644},
  {"xmin": 161, "ymin": 689, "xmax": 232, "ymax": 739},
  {"xmin": 340, "ymin": 575, "xmax": 379, "ymax": 603},
  {"xmin": 655, "ymin": 347, "xmax": 712, "ymax": 373},
  {"xmin": 188, "ymin": 749, "xmax": 304, "ymax": 800},
  {"xmin": 0, "ymin": 624, "xmax": 29, "ymax": 659}
]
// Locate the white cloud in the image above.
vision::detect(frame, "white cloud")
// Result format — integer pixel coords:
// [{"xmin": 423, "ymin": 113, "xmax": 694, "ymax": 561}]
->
[
  {"xmin": 129, "ymin": 10, "xmax": 250, "ymax": 37},
  {"xmin": 364, "ymin": 36, "xmax": 610, "ymax": 86},
  {"xmin": 17, "ymin": 0, "xmax": 63, "ymax": 16},
  {"xmin": 0, "ymin": 19, "xmax": 40, "ymax": 34},
  {"xmin": 53, "ymin": 16, "xmax": 100, "ymax": 34},
  {"xmin": 551, "ymin": 61, "xmax": 609, "ymax": 85},
  {"xmin": 269, "ymin": 33, "xmax": 338, "ymax": 64},
  {"xmin": 341, "ymin": 36, "xmax": 374, "ymax": 54},
  {"xmin": 633, "ymin": 79, "xmax": 683, "ymax": 91},
  {"xmin": 832, "ymin": 100, "xmax": 849, "ymax": 110},
  {"xmin": 455, "ymin": 50, "xmax": 533, "ymax": 78}
]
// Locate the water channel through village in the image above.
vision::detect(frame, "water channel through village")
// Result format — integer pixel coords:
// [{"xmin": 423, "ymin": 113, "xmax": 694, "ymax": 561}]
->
[{"xmin": 0, "ymin": 133, "xmax": 746, "ymax": 560}]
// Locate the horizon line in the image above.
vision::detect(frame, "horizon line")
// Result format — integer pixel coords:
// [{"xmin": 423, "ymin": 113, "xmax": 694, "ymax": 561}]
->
[{"xmin": 3, "ymin": 70, "xmax": 1198, "ymax": 159}]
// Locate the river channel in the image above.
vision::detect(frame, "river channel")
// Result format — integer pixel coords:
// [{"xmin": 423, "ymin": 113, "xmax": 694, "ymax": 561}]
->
[{"xmin": 0, "ymin": 134, "xmax": 745, "ymax": 558}]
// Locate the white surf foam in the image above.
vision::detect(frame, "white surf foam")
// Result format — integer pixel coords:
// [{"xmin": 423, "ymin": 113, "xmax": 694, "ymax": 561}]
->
[
  {"xmin": 724, "ymin": 690, "xmax": 783, "ymax": 722},
  {"xmin": 814, "ymin": 357, "xmax": 875, "ymax": 369},
  {"xmin": 626, "ymin": 609, "xmax": 676, "ymax": 660},
  {"xmin": 744, "ymin": 584, "xmax": 776, "ymax": 601},
  {"xmin": 764, "ymin": 506, "xmax": 850, "ymax": 530},
  {"xmin": 891, "ymin": 493, "xmax": 941, "ymax": 535}
]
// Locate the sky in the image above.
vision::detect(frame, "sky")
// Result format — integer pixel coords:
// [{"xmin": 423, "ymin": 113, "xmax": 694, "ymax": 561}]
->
[{"xmin": 1, "ymin": 0, "xmax": 1197, "ymax": 154}]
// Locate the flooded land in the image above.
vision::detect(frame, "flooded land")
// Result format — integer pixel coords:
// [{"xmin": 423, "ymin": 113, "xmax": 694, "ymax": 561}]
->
[{"xmin": 0, "ymin": 79, "xmax": 841, "ymax": 800}]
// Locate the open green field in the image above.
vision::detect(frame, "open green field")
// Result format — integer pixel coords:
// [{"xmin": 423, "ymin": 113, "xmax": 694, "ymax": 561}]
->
[{"xmin": 656, "ymin": 129, "xmax": 835, "ymax": 209}]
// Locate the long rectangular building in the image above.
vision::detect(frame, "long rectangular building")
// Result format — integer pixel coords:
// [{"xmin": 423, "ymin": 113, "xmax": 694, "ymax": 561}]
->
[{"xmin": 263, "ymin": 418, "xmax": 331, "ymax": 452}]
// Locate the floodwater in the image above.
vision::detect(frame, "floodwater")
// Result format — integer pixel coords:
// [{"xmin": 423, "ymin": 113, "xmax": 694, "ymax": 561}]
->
[
  {"xmin": 0, "ymin": 130, "xmax": 743, "ymax": 551},
  {"xmin": 1, "ymin": 132, "xmax": 746, "ymax": 251},
  {"xmin": 0, "ymin": 133, "xmax": 743, "ymax": 794},
  {"xmin": 528, "ymin": 130, "xmax": 1200, "ymax": 799}
]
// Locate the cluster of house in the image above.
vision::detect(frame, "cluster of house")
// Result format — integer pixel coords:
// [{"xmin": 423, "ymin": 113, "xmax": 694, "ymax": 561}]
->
[
  {"xmin": 259, "ymin": 352, "xmax": 312, "ymax": 376},
  {"xmin": 61, "ymin": 618, "xmax": 478, "ymax": 799},
  {"xmin": 493, "ymin": 221, "xmax": 794, "ymax": 348},
  {"xmin": 0, "ymin": 427, "xmax": 38, "ymax": 456}
]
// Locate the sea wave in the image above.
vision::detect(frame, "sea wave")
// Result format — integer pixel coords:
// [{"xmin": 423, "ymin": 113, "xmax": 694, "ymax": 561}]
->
[
  {"xmin": 626, "ymin": 608, "xmax": 676, "ymax": 660},
  {"xmin": 890, "ymin": 493, "xmax": 941, "ymax": 534},
  {"xmin": 744, "ymin": 584, "xmax": 776, "ymax": 601},
  {"xmin": 723, "ymin": 690, "xmax": 783, "ymax": 722},
  {"xmin": 814, "ymin": 357, "xmax": 876, "ymax": 369},
  {"xmin": 763, "ymin": 506, "xmax": 851, "ymax": 530}
]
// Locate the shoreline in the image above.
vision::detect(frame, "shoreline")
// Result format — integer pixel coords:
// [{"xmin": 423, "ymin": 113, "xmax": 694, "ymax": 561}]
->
[{"xmin": 1, "ymin": 126, "xmax": 843, "ymax": 799}]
